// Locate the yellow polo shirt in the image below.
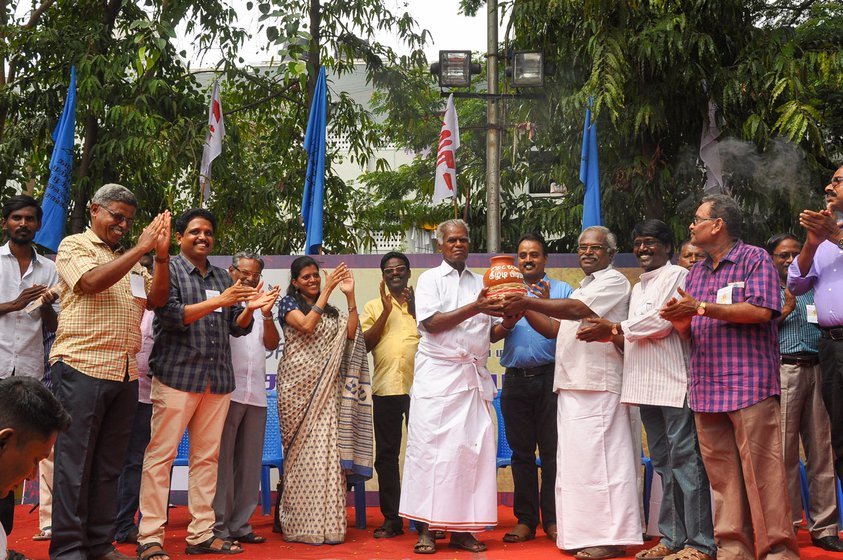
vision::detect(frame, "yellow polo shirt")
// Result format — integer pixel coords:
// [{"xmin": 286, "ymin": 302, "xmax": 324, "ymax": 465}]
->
[{"xmin": 361, "ymin": 295, "xmax": 419, "ymax": 396}]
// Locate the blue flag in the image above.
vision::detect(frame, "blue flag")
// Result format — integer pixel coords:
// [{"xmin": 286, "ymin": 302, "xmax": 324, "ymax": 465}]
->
[
  {"xmin": 579, "ymin": 99, "xmax": 602, "ymax": 229},
  {"xmin": 35, "ymin": 66, "xmax": 76, "ymax": 253},
  {"xmin": 301, "ymin": 67, "xmax": 327, "ymax": 255}
]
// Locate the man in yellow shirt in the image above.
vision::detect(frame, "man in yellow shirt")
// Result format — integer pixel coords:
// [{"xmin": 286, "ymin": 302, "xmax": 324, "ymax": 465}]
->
[{"xmin": 361, "ymin": 252, "xmax": 419, "ymax": 539}]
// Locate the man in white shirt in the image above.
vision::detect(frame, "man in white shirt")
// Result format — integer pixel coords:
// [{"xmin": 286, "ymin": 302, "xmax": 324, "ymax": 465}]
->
[
  {"xmin": 578, "ymin": 220, "xmax": 715, "ymax": 560},
  {"xmin": 503, "ymin": 225, "xmax": 642, "ymax": 560},
  {"xmin": 399, "ymin": 219, "xmax": 505, "ymax": 555},
  {"xmin": 0, "ymin": 195, "xmax": 59, "ymax": 551},
  {"xmin": 212, "ymin": 253, "xmax": 280, "ymax": 544}
]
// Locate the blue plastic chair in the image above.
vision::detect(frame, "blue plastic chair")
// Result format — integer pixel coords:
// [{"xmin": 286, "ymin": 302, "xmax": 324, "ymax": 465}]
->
[
  {"xmin": 262, "ymin": 390, "xmax": 365, "ymax": 528},
  {"xmin": 641, "ymin": 452, "xmax": 654, "ymax": 523},
  {"xmin": 261, "ymin": 390, "xmax": 284, "ymax": 515},
  {"xmin": 174, "ymin": 430, "xmax": 190, "ymax": 467},
  {"xmin": 492, "ymin": 395, "xmax": 514, "ymax": 469}
]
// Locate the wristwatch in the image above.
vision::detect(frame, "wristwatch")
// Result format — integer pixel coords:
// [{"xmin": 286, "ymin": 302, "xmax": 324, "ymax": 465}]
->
[
  {"xmin": 837, "ymin": 232, "xmax": 843, "ymax": 250},
  {"xmin": 696, "ymin": 301, "xmax": 707, "ymax": 316},
  {"xmin": 611, "ymin": 323, "xmax": 621, "ymax": 336}
]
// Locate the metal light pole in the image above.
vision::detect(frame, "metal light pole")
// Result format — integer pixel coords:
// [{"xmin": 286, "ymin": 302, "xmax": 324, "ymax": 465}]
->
[{"xmin": 485, "ymin": 0, "xmax": 501, "ymax": 253}]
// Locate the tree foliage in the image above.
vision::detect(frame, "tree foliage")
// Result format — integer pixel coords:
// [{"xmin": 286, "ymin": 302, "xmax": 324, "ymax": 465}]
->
[{"xmin": 364, "ymin": 0, "xmax": 843, "ymax": 251}]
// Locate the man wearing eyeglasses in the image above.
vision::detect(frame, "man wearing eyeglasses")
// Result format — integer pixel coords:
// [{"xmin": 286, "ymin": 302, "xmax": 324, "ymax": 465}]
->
[
  {"xmin": 661, "ymin": 194, "xmax": 797, "ymax": 559},
  {"xmin": 49, "ymin": 183, "xmax": 171, "ymax": 560},
  {"xmin": 361, "ymin": 251, "xmax": 419, "ymax": 540},
  {"xmin": 789, "ymin": 166, "xmax": 843, "ymax": 508},
  {"xmin": 502, "ymin": 225, "xmax": 641, "ymax": 560},
  {"xmin": 768, "ymin": 233, "xmax": 843, "ymax": 552},
  {"xmin": 211, "ymin": 252, "xmax": 280, "ymax": 545}
]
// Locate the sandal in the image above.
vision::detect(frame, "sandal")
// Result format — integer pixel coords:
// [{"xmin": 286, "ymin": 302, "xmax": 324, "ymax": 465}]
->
[
  {"xmin": 432, "ymin": 530, "xmax": 446, "ymax": 540},
  {"xmin": 448, "ymin": 535, "xmax": 487, "ymax": 552},
  {"xmin": 185, "ymin": 537, "xmax": 243, "ymax": 555},
  {"xmin": 374, "ymin": 525, "xmax": 404, "ymax": 538},
  {"xmin": 574, "ymin": 545, "xmax": 625, "ymax": 559},
  {"xmin": 503, "ymin": 523, "xmax": 535, "ymax": 543},
  {"xmin": 545, "ymin": 524, "xmax": 557, "ymax": 542},
  {"xmin": 137, "ymin": 542, "xmax": 170, "ymax": 560},
  {"xmin": 663, "ymin": 547, "xmax": 715, "ymax": 560},
  {"xmin": 231, "ymin": 532, "xmax": 265, "ymax": 544},
  {"xmin": 32, "ymin": 527, "xmax": 52, "ymax": 541},
  {"xmin": 636, "ymin": 543, "xmax": 680, "ymax": 559},
  {"xmin": 414, "ymin": 533, "xmax": 436, "ymax": 555}
]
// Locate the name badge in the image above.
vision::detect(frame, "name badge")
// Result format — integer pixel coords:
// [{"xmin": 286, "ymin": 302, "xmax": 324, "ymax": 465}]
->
[
  {"xmin": 806, "ymin": 304, "xmax": 819, "ymax": 324},
  {"xmin": 716, "ymin": 285, "xmax": 733, "ymax": 305},
  {"xmin": 206, "ymin": 289, "xmax": 222, "ymax": 312},
  {"xmin": 130, "ymin": 273, "xmax": 146, "ymax": 298},
  {"xmin": 727, "ymin": 281, "xmax": 745, "ymax": 288}
]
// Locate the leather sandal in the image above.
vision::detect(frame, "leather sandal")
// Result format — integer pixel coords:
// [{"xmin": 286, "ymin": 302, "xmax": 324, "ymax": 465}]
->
[
  {"xmin": 137, "ymin": 542, "xmax": 170, "ymax": 560},
  {"xmin": 448, "ymin": 534, "xmax": 487, "ymax": 552},
  {"xmin": 574, "ymin": 545, "xmax": 625, "ymax": 559},
  {"xmin": 184, "ymin": 537, "xmax": 243, "ymax": 555},
  {"xmin": 374, "ymin": 525, "xmax": 404, "ymax": 538},
  {"xmin": 231, "ymin": 532, "xmax": 265, "ymax": 544},
  {"xmin": 503, "ymin": 523, "xmax": 535, "ymax": 543},
  {"xmin": 636, "ymin": 543, "xmax": 680, "ymax": 559},
  {"xmin": 414, "ymin": 533, "xmax": 436, "ymax": 555},
  {"xmin": 663, "ymin": 547, "xmax": 715, "ymax": 560}
]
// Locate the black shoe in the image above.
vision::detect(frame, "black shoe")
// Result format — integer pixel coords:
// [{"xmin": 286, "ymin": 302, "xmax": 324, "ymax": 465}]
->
[{"xmin": 812, "ymin": 535, "xmax": 843, "ymax": 552}]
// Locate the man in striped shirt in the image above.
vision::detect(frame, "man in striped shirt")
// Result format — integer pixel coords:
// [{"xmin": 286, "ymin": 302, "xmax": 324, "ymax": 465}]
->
[
  {"xmin": 579, "ymin": 219, "xmax": 714, "ymax": 560},
  {"xmin": 661, "ymin": 194, "xmax": 797, "ymax": 559},
  {"xmin": 768, "ymin": 233, "xmax": 843, "ymax": 552}
]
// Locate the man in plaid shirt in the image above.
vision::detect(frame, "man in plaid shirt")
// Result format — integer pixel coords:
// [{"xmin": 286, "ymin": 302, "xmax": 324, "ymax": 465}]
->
[{"xmin": 662, "ymin": 194, "xmax": 798, "ymax": 560}]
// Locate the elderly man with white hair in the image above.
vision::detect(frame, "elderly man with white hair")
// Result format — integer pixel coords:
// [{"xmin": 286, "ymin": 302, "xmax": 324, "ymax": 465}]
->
[
  {"xmin": 503, "ymin": 225, "xmax": 642, "ymax": 560},
  {"xmin": 399, "ymin": 219, "xmax": 506, "ymax": 555}
]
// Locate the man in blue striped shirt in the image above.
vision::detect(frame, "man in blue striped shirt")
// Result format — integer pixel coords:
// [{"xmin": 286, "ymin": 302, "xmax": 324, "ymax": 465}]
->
[
  {"xmin": 491, "ymin": 233, "xmax": 572, "ymax": 544},
  {"xmin": 768, "ymin": 233, "xmax": 843, "ymax": 553}
]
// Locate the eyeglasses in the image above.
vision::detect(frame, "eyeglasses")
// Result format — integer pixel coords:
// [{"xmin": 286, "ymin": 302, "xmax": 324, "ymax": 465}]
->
[
  {"xmin": 830, "ymin": 177, "xmax": 843, "ymax": 188},
  {"xmin": 577, "ymin": 244, "xmax": 607, "ymax": 253},
  {"xmin": 692, "ymin": 215, "xmax": 718, "ymax": 225},
  {"xmin": 100, "ymin": 206, "xmax": 135, "ymax": 227},
  {"xmin": 632, "ymin": 239, "xmax": 660, "ymax": 249},
  {"xmin": 232, "ymin": 266, "xmax": 261, "ymax": 279},
  {"xmin": 383, "ymin": 265, "xmax": 408, "ymax": 275},
  {"xmin": 773, "ymin": 251, "xmax": 801, "ymax": 260}
]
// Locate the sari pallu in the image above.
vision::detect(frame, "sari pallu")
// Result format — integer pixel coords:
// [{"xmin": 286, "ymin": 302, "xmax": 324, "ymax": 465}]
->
[{"xmin": 276, "ymin": 311, "xmax": 372, "ymax": 544}]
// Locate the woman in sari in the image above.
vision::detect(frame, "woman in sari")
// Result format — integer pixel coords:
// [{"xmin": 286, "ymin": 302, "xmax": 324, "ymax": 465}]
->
[{"xmin": 275, "ymin": 256, "xmax": 373, "ymax": 545}]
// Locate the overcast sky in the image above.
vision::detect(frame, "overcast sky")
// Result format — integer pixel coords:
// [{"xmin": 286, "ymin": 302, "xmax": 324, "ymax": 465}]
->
[{"xmin": 177, "ymin": 0, "xmax": 497, "ymax": 69}]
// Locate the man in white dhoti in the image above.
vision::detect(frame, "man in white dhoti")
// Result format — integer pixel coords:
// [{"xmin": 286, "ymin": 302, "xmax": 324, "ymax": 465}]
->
[
  {"xmin": 399, "ymin": 219, "xmax": 507, "ymax": 555},
  {"xmin": 503, "ymin": 225, "xmax": 642, "ymax": 560}
]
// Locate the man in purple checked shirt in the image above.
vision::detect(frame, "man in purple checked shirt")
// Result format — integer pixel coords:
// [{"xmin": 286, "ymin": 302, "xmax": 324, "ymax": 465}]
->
[
  {"xmin": 661, "ymin": 194, "xmax": 798, "ymax": 560},
  {"xmin": 788, "ymin": 164, "xmax": 843, "ymax": 487}
]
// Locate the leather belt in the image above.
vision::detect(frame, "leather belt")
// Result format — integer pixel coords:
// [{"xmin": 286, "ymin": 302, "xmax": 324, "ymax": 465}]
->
[
  {"xmin": 821, "ymin": 327, "xmax": 843, "ymax": 341},
  {"xmin": 505, "ymin": 364, "xmax": 554, "ymax": 378},
  {"xmin": 781, "ymin": 354, "xmax": 820, "ymax": 367}
]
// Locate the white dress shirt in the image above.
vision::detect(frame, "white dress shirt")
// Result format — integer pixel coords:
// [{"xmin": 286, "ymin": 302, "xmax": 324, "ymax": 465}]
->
[
  {"xmin": 229, "ymin": 308, "xmax": 269, "ymax": 407},
  {"xmin": 413, "ymin": 260, "xmax": 497, "ymax": 399},
  {"xmin": 553, "ymin": 266, "xmax": 630, "ymax": 394},
  {"xmin": 620, "ymin": 263, "xmax": 690, "ymax": 408},
  {"xmin": 0, "ymin": 242, "xmax": 59, "ymax": 377}
]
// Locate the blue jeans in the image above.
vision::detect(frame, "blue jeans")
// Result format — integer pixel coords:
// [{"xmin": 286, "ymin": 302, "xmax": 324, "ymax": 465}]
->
[{"xmin": 640, "ymin": 402, "xmax": 715, "ymax": 556}]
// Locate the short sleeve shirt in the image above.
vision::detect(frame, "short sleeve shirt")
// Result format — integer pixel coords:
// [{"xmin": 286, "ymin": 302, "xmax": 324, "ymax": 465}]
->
[
  {"xmin": 684, "ymin": 240, "xmax": 782, "ymax": 413},
  {"xmin": 361, "ymin": 295, "xmax": 419, "ymax": 396},
  {"xmin": 50, "ymin": 229, "xmax": 151, "ymax": 381}
]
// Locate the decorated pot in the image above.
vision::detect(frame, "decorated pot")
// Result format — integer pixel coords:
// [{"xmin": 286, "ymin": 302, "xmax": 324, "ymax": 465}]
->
[{"xmin": 483, "ymin": 255, "xmax": 528, "ymax": 299}]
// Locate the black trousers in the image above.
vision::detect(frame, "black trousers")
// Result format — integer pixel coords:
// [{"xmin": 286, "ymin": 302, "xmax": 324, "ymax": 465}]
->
[
  {"xmin": 500, "ymin": 371, "xmax": 557, "ymax": 531},
  {"xmin": 372, "ymin": 394, "xmax": 410, "ymax": 528},
  {"xmin": 49, "ymin": 362, "xmax": 137, "ymax": 560},
  {"xmin": 0, "ymin": 491, "xmax": 13, "ymax": 535},
  {"xmin": 819, "ymin": 338, "xmax": 843, "ymax": 481}
]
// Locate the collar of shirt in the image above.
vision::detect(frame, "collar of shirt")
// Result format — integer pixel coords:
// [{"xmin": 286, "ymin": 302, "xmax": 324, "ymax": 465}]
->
[
  {"xmin": 580, "ymin": 264, "xmax": 615, "ymax": 288},
  {"xmin": 175, "ymin": 253, "xmax": 213, "ymax": 277},
  {"xmin": 0, "ymin": 241, "xmax": 48, "ymax": 264},
  {"xmin": 436, "ymin": 259, "xmax": 468, "ymax": 278},
  {"xmin": 700, "ymin": 239, "xmax": 742, "ymax": 271}
]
